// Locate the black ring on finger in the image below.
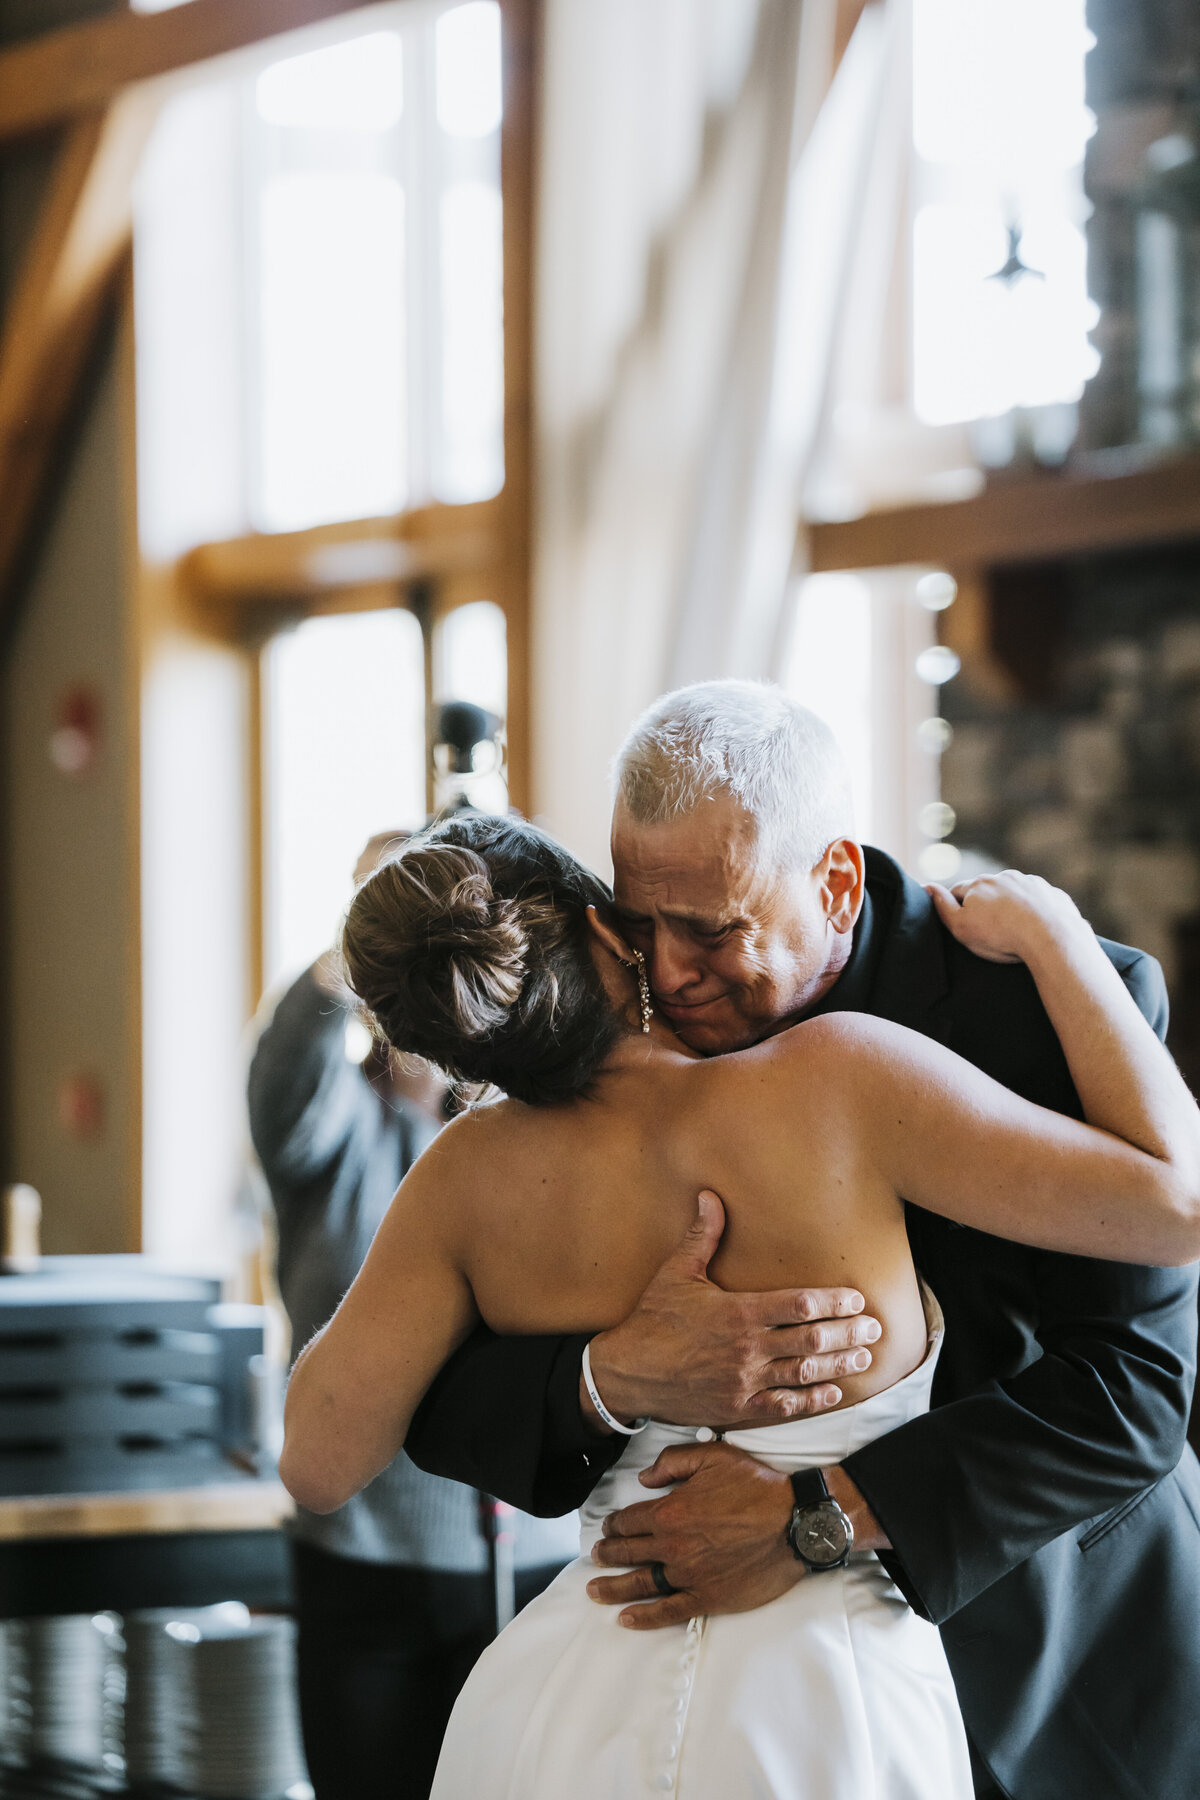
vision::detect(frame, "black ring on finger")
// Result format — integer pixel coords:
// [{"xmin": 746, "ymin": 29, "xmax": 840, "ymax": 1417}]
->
[{"xmin": 650, "ymin": 1561, "xmax": 680, "ymax": 1598}]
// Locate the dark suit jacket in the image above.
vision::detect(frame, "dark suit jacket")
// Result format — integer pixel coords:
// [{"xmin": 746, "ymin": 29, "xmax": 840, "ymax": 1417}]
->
[{"xmin": 406, "ymin": 849, "xmax": 1200, "ymax": 1800}]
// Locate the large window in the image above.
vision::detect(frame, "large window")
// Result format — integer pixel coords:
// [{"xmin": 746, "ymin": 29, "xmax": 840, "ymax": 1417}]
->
[
  {"xmin": 255, "ymin": 31, "xmax": 410, "ymax": 531},
  {"xmin": 911, "ymin": 0, "xmax": 1098, "ymax": 428},
  {"xmin": 133, "ymin": 0, "xmax": 504, "ymax": 558},
  {"xmin": 262, "ymin": 610, "xmax": 427, "ymax": 991},
  {"xmin": 260, "ymin": 596, "xmax": 510, "ymax": 993},
  {"xmin": 132, "ymin": 3, "xmax": 521, "ymax": 1274},
  {"xmin": 782, "ymin": 571, "xmax": 942, "ymax": 876}
]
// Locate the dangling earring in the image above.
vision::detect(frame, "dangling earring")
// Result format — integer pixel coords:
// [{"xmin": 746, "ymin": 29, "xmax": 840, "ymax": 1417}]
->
[{"xmin": 621, "ymin": 950, "xmax": 653, "ymax": 1033}]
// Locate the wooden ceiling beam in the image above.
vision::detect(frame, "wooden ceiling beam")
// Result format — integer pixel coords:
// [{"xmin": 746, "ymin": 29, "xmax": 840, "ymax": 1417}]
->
[
  {"xmin": 180, "ymin": 498, "xmax": 504, "ymax": 606},
  {"xmin": 0, "ymin": 0, "xmax": 382, "ymax": 144},
  {"xmin": 805, "ymin": 451, "xmax": 1200, "ymax": 575},
  {"xmin": 0, "ymin": 91, "xmax": 160, "ymax": 622}
]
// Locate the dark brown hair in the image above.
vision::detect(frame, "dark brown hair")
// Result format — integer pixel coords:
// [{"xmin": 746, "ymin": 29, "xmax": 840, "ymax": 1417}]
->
[{"xmin": 340, "ymin": 814, "xmax": 623, "ymax": 1105}]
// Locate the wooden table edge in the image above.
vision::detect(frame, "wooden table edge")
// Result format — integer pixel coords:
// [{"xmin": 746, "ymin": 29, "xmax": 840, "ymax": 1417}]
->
[{"xmin": 0, "ymin": 1479, "xmax": 294, "ymax": 1542}]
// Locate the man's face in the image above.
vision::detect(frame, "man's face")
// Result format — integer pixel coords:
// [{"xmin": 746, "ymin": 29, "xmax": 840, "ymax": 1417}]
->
[{"xmin": 611, "ymin": 795, "xmax": 861, "ymax": 1055}]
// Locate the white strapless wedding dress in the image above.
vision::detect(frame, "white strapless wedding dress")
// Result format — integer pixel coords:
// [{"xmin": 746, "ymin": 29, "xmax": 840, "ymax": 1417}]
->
[{"xmin": 431, "ymin": 1300, "xmax": 972, "ymax": 1799}]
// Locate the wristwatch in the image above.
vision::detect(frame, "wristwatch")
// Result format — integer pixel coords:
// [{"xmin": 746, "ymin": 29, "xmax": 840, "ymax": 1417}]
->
[{"xmin": 785, "ymin": 1469, "xmax": 854, "ymax": 1571}]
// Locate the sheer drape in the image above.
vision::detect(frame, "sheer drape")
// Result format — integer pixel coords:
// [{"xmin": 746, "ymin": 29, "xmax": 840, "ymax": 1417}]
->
[{"xmin": 531, "ymin": 0, "xmax": 911, "ymax": 869}]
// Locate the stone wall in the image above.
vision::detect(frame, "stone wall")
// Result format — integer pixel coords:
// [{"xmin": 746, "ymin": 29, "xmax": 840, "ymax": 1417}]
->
[
  {"xmin": 940, "ymin": 546, "xmax": 1200, "ymax": 1081},
  {"xmin": 1080, "ymin": 0, "xmax": 1200, "ymax": 449}
]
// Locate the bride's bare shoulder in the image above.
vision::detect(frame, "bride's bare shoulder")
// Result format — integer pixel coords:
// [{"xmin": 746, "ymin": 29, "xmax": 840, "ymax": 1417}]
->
[
  {"xmin": 399, "ymin": 1096, "xmax": 524, "ymax": 1202},
  {"xmin": 386, "ymin": 1098, "xmax": 536, "ymax": 1262},
  {"xmin": 420, "ymin": 1096, "xmax": 523, "ymax": 1163},
  {"xmin": 731, "ymin": 1011, "xmax": 916, "ymax": 1091}
]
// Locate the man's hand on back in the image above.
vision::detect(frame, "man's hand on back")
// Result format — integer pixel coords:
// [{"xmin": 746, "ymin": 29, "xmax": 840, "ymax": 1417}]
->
[{"xmin": 581, "ymin": 1190, "xmax": 881, "ymax": 1432}]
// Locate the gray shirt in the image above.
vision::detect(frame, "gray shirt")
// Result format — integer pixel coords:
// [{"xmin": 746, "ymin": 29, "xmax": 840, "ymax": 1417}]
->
[{"xmin": 248, "ymin": 968, "xmax": 578, "ymax": 1572}]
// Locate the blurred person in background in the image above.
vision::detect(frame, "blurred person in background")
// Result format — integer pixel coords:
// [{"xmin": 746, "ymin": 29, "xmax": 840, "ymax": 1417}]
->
[{"xmin": 248, "ymin": 830, "xmax": 577, "ymax": 1800}]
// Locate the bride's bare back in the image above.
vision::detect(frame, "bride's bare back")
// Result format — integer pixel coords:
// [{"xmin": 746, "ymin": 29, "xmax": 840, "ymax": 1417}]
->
[{"xmin": 445, "ymin": 1023, "xmax": 928, "ymax": 1409}]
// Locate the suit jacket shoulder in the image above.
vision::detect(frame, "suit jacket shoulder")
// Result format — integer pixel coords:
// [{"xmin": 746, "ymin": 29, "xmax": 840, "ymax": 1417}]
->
[{"xmin": 861, "ymin": 849, "xmax": 1170, "ymax": 1104}]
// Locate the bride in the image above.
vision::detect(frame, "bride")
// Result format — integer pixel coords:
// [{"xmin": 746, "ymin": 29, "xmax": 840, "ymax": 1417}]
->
[{"xmin": 280, "ymin": 812, "xmax": 1200, "ymax": 1800}]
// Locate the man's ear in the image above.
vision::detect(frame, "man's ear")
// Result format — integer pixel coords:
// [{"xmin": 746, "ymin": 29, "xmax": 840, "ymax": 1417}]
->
[
  {"xmin": 819, "ymin": 839, "xmax": 866, "ymax": 935},
  {"xmin": 586, "ymin": 905, "xmax": 635, "ymax": 963}
]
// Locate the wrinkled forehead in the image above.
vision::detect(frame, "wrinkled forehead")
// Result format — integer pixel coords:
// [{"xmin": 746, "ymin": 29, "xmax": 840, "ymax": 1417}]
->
[{"xmin": 611, "ymin": 796, "xmax": 778, "ymax": 914}]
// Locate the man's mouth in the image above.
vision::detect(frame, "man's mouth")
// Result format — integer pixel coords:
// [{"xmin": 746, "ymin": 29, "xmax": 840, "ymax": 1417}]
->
[{"xmin": 657, "ymin": 994, "xmax": 728, "ymax": 1018}]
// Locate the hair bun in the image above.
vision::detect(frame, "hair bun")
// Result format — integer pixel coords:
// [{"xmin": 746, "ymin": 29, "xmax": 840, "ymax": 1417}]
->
[
  {"xmin": 365, "ymin": 844, "xmax": 529, "ymax": 1043},
  {"xmin": 340, "ymin": 814, "xmax": 621, "ymax": 1106},
  {"xmin": 422, "ymin": 854, "xmax": 529, "ymax": 1039}
]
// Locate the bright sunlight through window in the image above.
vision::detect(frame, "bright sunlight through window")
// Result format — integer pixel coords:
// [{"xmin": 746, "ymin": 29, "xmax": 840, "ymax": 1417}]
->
[
  {"xmin": 258, "ymin": 171, "xmax": 407, "ymax": 530},
  {"xmin": 256, "ymin": 32, "xmax": 405, "ymax": 130},
  {"xmin": 436, "ymin": 2, "xmax": 503, "ymax": 138},
  {"xmin": 437, "ymin": 600, "xmax": 507, "ymax": 718},
  {"xmin": 438, "ymin": 182, "xmax": 504, "ymax": 501},
  {"xmin": 782, "ymin": 575, "xmax": 874, "ymax": 840},
  {"xmin": 263, "ymin": 610, "xmax": 426, "ymax": 989},
  {"xmin": 911, "ymin": 0, "xmax": 1099, "ymax": 424},
  {"xmin": 134, "ymin": 3, "xmax": 504, "ymax": 556}
]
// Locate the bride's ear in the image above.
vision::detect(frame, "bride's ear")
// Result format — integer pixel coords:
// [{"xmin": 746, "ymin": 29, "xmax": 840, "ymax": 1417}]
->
[{"xmin": 586, "ymin": 905, "xmax": 636, "ymax": 964}]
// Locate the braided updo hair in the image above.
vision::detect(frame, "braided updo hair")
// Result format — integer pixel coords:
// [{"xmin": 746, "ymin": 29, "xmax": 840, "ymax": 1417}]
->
[{"xmin": 339, "ymin": 814, "xmax": 624, "ymax": 1105}]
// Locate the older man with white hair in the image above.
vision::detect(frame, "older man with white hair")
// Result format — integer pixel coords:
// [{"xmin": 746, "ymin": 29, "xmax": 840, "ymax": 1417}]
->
[
  {"xmin": 612, "ymin": 684, "xmax": 860, "ymax": 1055},
  {"xmin": 406, "ymin": 678, "xmax": 1200, "ymax": 1800}
]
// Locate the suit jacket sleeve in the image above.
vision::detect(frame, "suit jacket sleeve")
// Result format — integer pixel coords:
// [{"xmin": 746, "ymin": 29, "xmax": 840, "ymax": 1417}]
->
[
  {"xmin": 404, "ymin": 1326, "xmax": 626, "ymax": 1514},
  {"xmin": 843, "ymin": 948, "xmax": 1198, "ymax": 1624},
  {"xmin": 248, "ymin": 968, "xmax": 377, "ymax": 1190}
]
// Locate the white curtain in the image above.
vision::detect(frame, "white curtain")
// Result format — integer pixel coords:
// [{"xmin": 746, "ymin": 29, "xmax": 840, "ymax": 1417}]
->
[{"xmin": 531, "ymin": 0, "xmax": 913, "ymax": 871}]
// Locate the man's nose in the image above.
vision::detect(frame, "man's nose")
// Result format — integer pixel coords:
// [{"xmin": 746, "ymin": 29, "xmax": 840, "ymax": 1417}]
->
[{"xmin": 649, "ymin": 930, "xmax": 701, "ymax": 998}]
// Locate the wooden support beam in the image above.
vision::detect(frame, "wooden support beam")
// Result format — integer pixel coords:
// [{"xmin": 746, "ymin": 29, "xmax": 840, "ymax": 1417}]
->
[
  {"xmin": 496, "ymin": 0, "xmax": 537, "ymax": 817},
  {"xmin": 179, "ymin": 498, "xmax": 503, "ymax": 607},
  {"xmin": 805, "ymin": 450, "xmax": 1200, "ymax": 575},
  {"xmin": 0, "ymin": 93, "xmax": 159, "ymax": 621},
  {"xmin": 833, "ymin": 0, "xmax": 873, "ymax": 72},
  {"xmin": 0, "ymin": 0, "xmax": 384, "ymax": 144}
]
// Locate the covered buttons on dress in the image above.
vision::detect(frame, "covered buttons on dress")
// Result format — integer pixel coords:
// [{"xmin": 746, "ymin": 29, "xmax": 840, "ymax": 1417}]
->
[{"xmin": 652, "ymin": 1616, "xmax": 705, "ymax": 1792}]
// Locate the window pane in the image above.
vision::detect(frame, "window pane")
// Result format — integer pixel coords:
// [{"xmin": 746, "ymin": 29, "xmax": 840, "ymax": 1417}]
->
[
  {"xmin": 913, "ymin": 204, "xmax": 1097, "ymax": 423},
  {"xmin": 434, "ymin": 602, "xmax": 507, "ymax": 812},
  {"xmin": 911, "ymin": 0, "xmax": 1098, "ymax": 425},
  {"xmin": 259, "ymin": 172, "xmax": 407, "ymax": 530},
  {"xmin": 264, "ymin": 610, "xmax": 426, "ymax": 988},
  {"xmin": 256, "ymin": 32, "xmax": 404, "ymax": 131},
  {"xmin": 782, "ymin": 575, "xmax": 873, "ymax": 840},
  {"xmin": 135, "ymin": 5, "xmax": 507, "ymax": 537},
  {"xmin": 133, "ymin": 85, "xmax": 246, "ymax": 559},
  {"xmin": 913, "ymin": 0, "xmax": 1094, "ymax": 176},
  {"xmin": 436, "ymin": 180, "xmax": 504, "ymax": 501},
  {"xmin": 436, "ymin": 3, "xmax": 503, "ymax": 139},
  {"xmin": 437, "ymin": 600, "xmax": 507, "ymax": 714}
]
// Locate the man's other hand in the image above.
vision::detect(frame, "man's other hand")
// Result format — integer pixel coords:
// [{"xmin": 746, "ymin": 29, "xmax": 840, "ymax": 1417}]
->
[
  {"xmin": 586, "ymin": 1442, "xmax": 799, "ymax": 1627},
  {"xmin": 586, "ymin": 1445, "xmax": 888, "ymax": 1629},
  {"xmin": 580, "ymin": 1190, "xmax": 881, "ymax": 1431}
]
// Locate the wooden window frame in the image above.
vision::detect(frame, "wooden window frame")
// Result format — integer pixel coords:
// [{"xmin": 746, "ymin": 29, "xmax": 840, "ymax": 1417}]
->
[
  {"xmin": 0, "ymin": 0, "xmax": 536, "ymax": 796},
  {"xmin": 0, "ymin": 0, "xmax": 537, "ymax": 1025}
]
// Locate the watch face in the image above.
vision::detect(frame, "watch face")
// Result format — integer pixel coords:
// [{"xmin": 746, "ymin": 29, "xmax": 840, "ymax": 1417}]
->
[{"xmin": 791, "ymin": 1501, "xmax": 851, "ymax": 1568}]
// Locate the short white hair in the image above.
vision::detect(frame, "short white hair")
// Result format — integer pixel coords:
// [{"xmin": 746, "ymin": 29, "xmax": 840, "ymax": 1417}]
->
[{"xmin": 614, "ymin": 680, "xmax": 855, "ymax": 870}]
